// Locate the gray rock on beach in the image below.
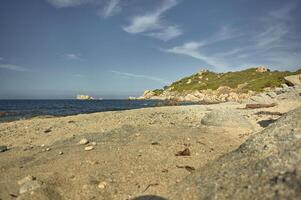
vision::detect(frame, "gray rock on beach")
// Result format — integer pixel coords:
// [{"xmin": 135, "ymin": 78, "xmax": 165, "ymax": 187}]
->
[
  {"xmin": 201, "ymin": 109, "xmax": 253, "ymax": 130},
  {"xmin": 249, "ymin": 93, "xmax": 275, "ymax": 104}
]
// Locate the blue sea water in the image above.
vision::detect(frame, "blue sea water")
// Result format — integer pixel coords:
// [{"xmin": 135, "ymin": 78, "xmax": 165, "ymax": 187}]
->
[{"xmin": 0, "ymin": 99, "xmax": 163, "ymax": 122}]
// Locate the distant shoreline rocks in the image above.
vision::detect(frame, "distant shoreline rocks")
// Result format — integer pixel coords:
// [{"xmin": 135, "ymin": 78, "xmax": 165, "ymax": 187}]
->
[
  {"xmin": 76, "ymin": 94, "xmax": 94, "ymax": 100},
  {"xmin": 0, "ymin": 112, "xmax": 6, "ymax": 117}
]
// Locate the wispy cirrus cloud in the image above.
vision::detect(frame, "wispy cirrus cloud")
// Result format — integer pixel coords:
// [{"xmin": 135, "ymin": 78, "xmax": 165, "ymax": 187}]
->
[
  {"xmin": 162, "ymin": 26, "xmax": 239, "ymax": 68},
  {"xmin": 63, "ymin": 53, "xmax": 83, "ymax": 60},
  {"xmin": 0, "ymin": 64, "xmax": 29, "ymax": 72},
  {"xmin": 101, "ymin": 0, "xmax": 121, "ymax": 18},
  {"xmin": 110, "ymin": 70, "xmax": 169, "ymax": 84},
  {"xmin": 163, "ymin": 41, "xmax": 228, "ymax": 68},
  {"xmin": 47, "ymin": 0, "xmax": 122, "ymax": 18},
  {"xmin": 46, "ymin": 0, "xmax": 93, "ymax": 8},
  {"xmin": 163, "ymin": 3, "xmax": 300, "ymax": 70},
  {"xmin": 123, "ymin": 0, "xmax": 182, "ymax": 41}
]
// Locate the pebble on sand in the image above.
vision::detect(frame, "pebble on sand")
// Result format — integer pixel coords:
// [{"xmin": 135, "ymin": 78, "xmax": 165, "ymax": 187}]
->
[
  {"xmin": 98, "ymin": 181, "xmax": 108, "ymax": 189},
  {"xmin": 84, "ymin": 146, "xmax": 94, "ymax": 151},
  {"xmin": 79, "ymin": 138, "xmax": 89, "ymax": 145}
]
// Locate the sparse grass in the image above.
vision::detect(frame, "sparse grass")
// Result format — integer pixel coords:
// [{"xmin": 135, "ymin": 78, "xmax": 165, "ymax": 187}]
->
[{"xmin": 153, "ymin": 89, "xmax": 164, "ymax": 95}]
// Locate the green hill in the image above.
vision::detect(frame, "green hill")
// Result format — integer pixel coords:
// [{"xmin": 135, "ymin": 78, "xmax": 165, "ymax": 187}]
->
[{"xmin": 153, "ymin": 67, "xmax": 301, "ymax": 95}]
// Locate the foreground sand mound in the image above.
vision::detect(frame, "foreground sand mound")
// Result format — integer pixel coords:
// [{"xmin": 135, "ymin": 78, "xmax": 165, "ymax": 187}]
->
[{"xmin": 169, "ymin": 106, "xmax": 301, "ymax": 200}]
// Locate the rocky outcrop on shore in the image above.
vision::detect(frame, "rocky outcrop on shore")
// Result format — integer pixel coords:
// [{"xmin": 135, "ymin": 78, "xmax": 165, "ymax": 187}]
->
[{"xmin": 133, "ymin": 67, "xmax": 301, "ymax": 104}]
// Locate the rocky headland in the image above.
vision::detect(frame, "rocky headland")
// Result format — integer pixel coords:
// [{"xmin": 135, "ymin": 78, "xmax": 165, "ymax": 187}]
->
[
  {"xmin": 134, "ymin": 67, "xmax": 301, "ymax": 104},
  {"xmin": 0, "ymin": 67, "xmax": 301, "ymax": 200}
]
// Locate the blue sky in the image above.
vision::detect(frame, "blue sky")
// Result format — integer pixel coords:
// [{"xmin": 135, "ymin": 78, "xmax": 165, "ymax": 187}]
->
[{"xmin": 0, "ymin": 0, "xmax": 300, "ymax": 99}]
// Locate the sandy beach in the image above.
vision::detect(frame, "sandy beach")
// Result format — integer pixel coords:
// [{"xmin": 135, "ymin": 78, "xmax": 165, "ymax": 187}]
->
[{"xmin": 1, "ymin": 93, "xmax": 300, "ymax": 199}]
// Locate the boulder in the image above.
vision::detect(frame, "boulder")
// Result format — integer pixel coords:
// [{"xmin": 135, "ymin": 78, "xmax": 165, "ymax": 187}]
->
[
  {"xmin": 184, "ymin": 94, "xmax": 200, "ymax": 102},
  {"xmin": 201, "ymin": 109, "xmax": 253, "ymax": 130},
  {"xmin": 266, "ymin": 91, "xmax": 277, "ymax": 98},
  {"xmin": 249, "ymin": 93, "xmax": 274, "ymax": 104},
  {"xmin": 284, "ymin": 74, "xmax": 301, "ymax": 86},
  {"xmin": 255, "ymin": 66, "xmax": 270, "ymax": 72}
]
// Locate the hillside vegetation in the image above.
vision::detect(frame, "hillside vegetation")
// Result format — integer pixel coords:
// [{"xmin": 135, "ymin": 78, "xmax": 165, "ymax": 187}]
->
[{"xmin": 154, "ymin": 67, "xmax": 301, "ymax": 94}]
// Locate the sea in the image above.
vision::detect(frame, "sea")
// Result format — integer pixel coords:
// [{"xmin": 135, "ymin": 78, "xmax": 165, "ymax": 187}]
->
[{"xmin": 0, "ymin": 99, "xmax": 166, "ymax": 123}]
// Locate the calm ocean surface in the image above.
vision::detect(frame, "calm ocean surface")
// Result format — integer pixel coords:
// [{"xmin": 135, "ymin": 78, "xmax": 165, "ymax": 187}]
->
[{"xmin": 0, "ymin": 99, "xmax": 164, "ymax": 122}]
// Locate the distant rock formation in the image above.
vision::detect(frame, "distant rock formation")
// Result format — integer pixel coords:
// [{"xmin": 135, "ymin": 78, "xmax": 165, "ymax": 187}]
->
[
  {"xmin": 76, "ymin": 95, "xmax": 94, "ymax": 100},
  {"xmin": 134, "ymin": 67, "xmax": 300, "ymax": 103},
  {"xmin": 255, "ymin": 66, "xmax": 270, "ymax": 72}
]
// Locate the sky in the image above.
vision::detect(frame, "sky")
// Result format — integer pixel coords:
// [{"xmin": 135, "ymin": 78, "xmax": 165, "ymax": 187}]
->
[{"xmin": 0, "ymin": 0, "xmax": 300, "ymax": 99}]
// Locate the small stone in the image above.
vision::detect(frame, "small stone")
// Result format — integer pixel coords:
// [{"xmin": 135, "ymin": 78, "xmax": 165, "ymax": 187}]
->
[
  {"xmin": 46, "ymin": 148, "xmax": 51, "ymax": 151},
  {"xmin": 91, "ymin": 142, "xmax": 97, "ymax": 146},
  {"xmin": 23, "ymin": 146, "xmax": 33, "ymax": 151},
  {"xmin": 18, "ymin": 176, "xmax": 36, "ymax": 185},
  {"xmin": 175, "ymin": 148, "xmax": 191, "ymax": 156},
  {"xmin": 0, "ymin": 145, "xmax": 8, "ymax": 152},
  {"xmin": 84, "ymin": 146, "xmax": 94, "ymax": 151},
  {"xmin": 44, "ymin": 128, "xmax": 52, "ymax": 133},
  {"xmin": 58, "ymin": 151, "xmax": 64, "ymax": 155},
  {"xmin": 79, "ymin": 138, "xmax": 89, "ymax": 145},
  {"xmin": 98, "ymin": 181, "xmax": 108, "ymax": 189}
]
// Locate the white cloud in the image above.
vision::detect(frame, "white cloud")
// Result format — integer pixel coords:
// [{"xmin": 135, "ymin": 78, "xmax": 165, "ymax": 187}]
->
[
  {"xmin": 46, "ymin": 0, "xmax": 93, "ymax": 8},
  {"xmin": 163, "ymin": 41, "xmax": 228, "ymax": 68},
  {"xmin": 0, "ymin": 64, "xmax": 29, "ymax": 72},
  {"xmin": 123, "ymin": 0, "xmax": 182, "ymax": 41},
  {"xmin": 63, "ymin": 53, "xmax": 83, "ymax": 60},
  {"xmin": 123, "ymin": 14, "xmax": 161, "ymax": 34},
  {"xmin": 101, "ymin": 0, "xmax": 121, "ymax": 18},
  {"xmin": 146, "ymin": 25, "xmax": 182, "ymax": 41},
  {"xmin": 110, "ymin": 70, "xmax": 169, "ymax": 84}
]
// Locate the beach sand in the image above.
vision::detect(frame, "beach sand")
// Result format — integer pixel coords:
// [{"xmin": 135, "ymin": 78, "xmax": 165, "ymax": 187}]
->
[{"xmin": 0, "ymin": 99, "xmax": 300, "ymax": 199}]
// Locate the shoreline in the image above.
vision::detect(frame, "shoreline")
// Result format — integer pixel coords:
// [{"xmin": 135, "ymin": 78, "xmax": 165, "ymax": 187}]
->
[{"xmin": 0, "ymin": 99, "xmax": 203, "ymax": 124}]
